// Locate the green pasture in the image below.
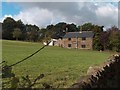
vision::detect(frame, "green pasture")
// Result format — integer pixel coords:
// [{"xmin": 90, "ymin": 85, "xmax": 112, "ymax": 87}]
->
[{"xmin": 2, "ymin": 40, "xmax": 112, "ymax": 88}]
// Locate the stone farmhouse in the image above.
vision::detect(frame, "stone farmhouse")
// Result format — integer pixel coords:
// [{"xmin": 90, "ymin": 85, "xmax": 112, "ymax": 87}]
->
[
  {"xmin": 60, "ymin": 31, "xmax": 94, "ymax": 49},
  {"xmin": 45, "ymin": 31, "xmax": 94, "ymax": 50}
]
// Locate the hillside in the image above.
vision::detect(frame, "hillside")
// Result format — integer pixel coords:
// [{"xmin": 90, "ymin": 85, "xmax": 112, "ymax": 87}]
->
[{"xmin": 2, "ymin": 40, "xmax": 112, "ymax": 88}]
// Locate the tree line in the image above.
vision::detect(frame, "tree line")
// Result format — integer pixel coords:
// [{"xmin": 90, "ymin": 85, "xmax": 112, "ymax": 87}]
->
[{"xmin": 2, "ymin": 17, "xmax": 120, "ymax": 52}]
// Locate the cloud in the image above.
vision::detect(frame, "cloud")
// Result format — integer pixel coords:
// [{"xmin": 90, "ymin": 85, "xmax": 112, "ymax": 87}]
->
[
  {"xmin": 2, "ymin": 2, "xmax": 118, "ymax": 29},
  {"xmin": 10, "ymin": 2, "xmax": 81, "ymax": 27},
  {"xmin": 95, "ymin": 3, "xmax": 118, "ymax": 27},
  {"xmin": 5, "ymin": 0, "xmax": 119, "ymax": 2},
  {"xmin": 13, "ymin": 7, "xmax": 54, "ymax": 27}
]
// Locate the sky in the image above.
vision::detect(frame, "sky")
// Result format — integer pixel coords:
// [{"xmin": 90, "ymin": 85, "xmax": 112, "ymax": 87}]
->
[{"xmin": 0, "ymin": 0, "xmax": 119, "ymax": 29}]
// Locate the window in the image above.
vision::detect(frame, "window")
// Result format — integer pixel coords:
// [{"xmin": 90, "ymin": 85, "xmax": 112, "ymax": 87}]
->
[
  {"xmin": 68, "ymin": 38, "xmax": 71, "ymax": 41},
  {"xmin": 82, "ymin": 37, "xmax": 86, "ymax": 40},
  {"xmin": 68, "ymin": 44, "xmax": 71, "ymax": 47},
  {"xmin": 81, "ymin": 45, "xmax": 86, "ymax": 48}
]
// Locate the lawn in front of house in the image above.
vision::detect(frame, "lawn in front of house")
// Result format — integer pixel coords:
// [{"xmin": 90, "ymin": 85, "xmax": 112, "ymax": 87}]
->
[{"xmin": 2, "ymin": 40, "xmax": 112, "ymax": 88}]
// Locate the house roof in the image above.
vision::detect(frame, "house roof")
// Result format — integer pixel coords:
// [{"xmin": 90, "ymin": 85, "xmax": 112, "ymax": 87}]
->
[{"xmin": 63, "ymin": 31, "xmax": 94, "ymax": 38}]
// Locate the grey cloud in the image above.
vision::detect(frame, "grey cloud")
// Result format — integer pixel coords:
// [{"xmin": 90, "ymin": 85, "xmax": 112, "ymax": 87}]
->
[
  {"xmin": 19, "ymin": 2, "xmax": 80, "ymax": 15},
  {"xmin": 16, "ymin": 2, "xmax": 118, "ymax": 28},
  {"xmin": 19, "ymin": 2, "xmax": 98, "ymax": 23}
]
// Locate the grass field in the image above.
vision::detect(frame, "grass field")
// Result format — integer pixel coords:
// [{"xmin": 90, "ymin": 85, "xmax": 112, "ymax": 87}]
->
[{"xmin": 2, "ymin": 40, "xmax": 113, "ymax": 88}]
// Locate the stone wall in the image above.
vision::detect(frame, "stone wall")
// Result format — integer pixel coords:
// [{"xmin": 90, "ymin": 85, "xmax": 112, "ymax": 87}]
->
[{"xmin": 70, "ymin": 54, "xmax": 120, "ymax": 88}]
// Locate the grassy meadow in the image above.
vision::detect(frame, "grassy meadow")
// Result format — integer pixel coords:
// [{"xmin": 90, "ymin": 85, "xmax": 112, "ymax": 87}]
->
[{"xmin": 2, "ymin": 40, "xmax": 113, "ymax": 88}]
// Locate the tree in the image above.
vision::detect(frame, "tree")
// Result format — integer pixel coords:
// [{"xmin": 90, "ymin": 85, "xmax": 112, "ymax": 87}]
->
[
  {"xmin": 46, "ymin": 25, "xmax": 56, "ymax": 39},
  {"xmin": 80, "ymin": 23, "xmax": 93, "ymax": 31},
  {"xmin": 38, "ymin": 28, "xmax": 47, "ymax": 41},
  {"xmin": 16, "ymin": 20, "xmax": 26, "ymax": 40},
  {"xmin": 13, "ymin": 28, "xmax": 22, "ymax": 40},
  {"xmin": 2, "ymin": 17, "xmax": 16, "ymax": 40},
  {"xmin": 26, "ymin": 24, "xmax": 39, "ymax": 42},
  {"xmin": 92, "ymin": 25, "xmax": 104, "ymax": 51},
  {"xmin": 67, "ymin": 23, "xmax": 78, "ymax": 32},
  {"xmin": 93, "ymin": 35, "xmax": 103, "ymax": 51},
  {"xmin": 108, "ymin": 26, "xmax": 120, "ymax": 52},
  {"xmin": 100, "ymin": 31, "xmax": 110, "ymax": 50}
]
